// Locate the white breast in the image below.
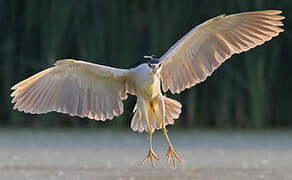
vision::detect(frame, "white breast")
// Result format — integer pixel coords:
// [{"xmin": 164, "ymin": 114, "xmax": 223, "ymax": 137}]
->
[{"xmin": 133, "ymin": 64, "xmax": 161, "ymax": 99}]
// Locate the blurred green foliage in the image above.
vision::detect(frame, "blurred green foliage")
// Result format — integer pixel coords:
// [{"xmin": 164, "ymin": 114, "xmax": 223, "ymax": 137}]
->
[{"xmin": 1, "ymin": 0, "xmax": 291, "ymax": 128}]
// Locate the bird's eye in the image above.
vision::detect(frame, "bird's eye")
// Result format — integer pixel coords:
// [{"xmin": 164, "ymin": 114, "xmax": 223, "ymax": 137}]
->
[
  {"xmin": 158, "ymin": 64, "xmax": 162, "ymax": 68},
  {"xmin": 148, "ymin": 63, "xmax": 151, "ymax": 68}
]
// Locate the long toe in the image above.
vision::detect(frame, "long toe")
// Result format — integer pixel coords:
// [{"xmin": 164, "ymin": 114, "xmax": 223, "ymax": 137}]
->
[
  {"xmin": 166, "ymin": 146, "xmax": 182, "ymax": 168},
  {"xmin": 141, "ymin": 149, "xmax": 160, "ymax": 168}
]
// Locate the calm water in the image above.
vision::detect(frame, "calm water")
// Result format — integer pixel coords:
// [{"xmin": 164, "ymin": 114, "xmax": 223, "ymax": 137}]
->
[{"xmin": 0, "ymin": 128, "xmax": 291, "ymax": 180}]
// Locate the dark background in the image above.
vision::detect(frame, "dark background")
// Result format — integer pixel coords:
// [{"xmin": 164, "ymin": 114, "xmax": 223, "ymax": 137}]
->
[{"xmin": 1, "ymin": 0, "xmax": 291, "ymax": 129}]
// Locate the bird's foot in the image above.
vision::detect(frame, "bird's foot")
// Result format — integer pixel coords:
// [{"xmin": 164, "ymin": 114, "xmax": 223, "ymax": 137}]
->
[
  {"xmin": 141, "ymin": 149, "xmax": 159, "ymax": 168},
  {"xmin": 166, "ymin": 146, "xmax": 182, "ymax": 168}
]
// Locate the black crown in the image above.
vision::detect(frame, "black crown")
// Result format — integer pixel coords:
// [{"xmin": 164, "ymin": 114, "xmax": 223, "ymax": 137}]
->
[{"xmin": 144, "ymin": 55, "xmax": 160, "ymax": 64}]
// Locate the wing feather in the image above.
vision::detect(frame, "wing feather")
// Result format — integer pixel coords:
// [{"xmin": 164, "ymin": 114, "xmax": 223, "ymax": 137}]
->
[
  {"xmin": 11, "ymin": 59, "xmax": 136, "ymax": 121},
  {"xmin": 159, "ymin": 10, "xmax": 284, "ymax": 93}
]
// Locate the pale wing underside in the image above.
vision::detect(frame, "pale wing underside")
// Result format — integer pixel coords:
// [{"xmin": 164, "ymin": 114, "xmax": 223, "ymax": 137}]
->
[
  {"xmin": 159, "ymin": 10, "xmax": 284, "ymax": 94},
  {"xmin": 11, "ymin": 59, "xmax": 135, "ymax": 121}
]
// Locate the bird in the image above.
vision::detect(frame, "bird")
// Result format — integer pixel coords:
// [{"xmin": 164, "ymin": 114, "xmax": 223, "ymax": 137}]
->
[{"xmin": 11, "ymin": 10, "xmax": 284, "ymax": 168}]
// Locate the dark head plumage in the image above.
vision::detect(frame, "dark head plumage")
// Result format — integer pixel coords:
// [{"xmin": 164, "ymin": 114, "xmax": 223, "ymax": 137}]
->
[
  {"xmin": 144, "ymin": 55, "xmax": 160, "ymax": 64},
  {"xmin": 146, "ymin": 59, "xmax": 160, "ymax": 64}
]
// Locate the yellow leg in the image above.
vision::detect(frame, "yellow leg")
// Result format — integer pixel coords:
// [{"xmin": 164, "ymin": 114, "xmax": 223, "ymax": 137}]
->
[
  {"xmin": 141, "ymin": 131, "xmax": 159, "ymax": 167},
  {"xmin": 139, "ymin": 98, "xmax": 159, "ymax": 167},
  {"xmin": 162, "ymin": 127, "xmax": 182, "ymax": 168},
  {"xmin": 158, "ymin": 95, "xmax": 182, "ymax": 168}
]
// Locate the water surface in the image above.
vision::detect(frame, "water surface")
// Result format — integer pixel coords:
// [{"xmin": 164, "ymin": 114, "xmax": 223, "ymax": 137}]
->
[{"xmin": 0, "ymin": 128, "xmax": 291, "ymax": 180}]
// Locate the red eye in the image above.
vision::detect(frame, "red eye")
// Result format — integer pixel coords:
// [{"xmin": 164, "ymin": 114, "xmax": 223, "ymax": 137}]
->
[
  {"xmin": 158, "ymin": 64, "xmax": 162, "ymax": 68},
  {"xmin": 148, "ymin": 63, "xmax": 151, "ymax": 68}
]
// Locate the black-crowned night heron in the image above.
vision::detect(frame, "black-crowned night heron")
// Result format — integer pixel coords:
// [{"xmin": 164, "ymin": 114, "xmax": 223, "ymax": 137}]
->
[{"xmin": 11, "ymin": 10, "xmax": 284, "ymax": 168}]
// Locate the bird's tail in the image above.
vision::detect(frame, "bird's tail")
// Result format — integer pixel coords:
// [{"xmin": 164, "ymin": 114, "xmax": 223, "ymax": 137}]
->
[{"xmin": 131, "ymin": 96, "xmax": 182, "ymax": 133}]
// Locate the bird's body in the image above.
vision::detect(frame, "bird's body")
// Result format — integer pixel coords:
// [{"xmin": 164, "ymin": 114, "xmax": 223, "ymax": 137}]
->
[
  {"xmin": 124, "ymin": 62, "xmax": 182, "ymax": 134},
  {"xmin": 11, "ymin": 10, "xmax": 284, "ymax": 168}
]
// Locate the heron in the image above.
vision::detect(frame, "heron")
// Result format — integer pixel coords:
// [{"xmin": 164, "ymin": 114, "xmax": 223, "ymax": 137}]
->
[{"xmin": 11, "ymin": 10, "xmax": 284, "ymax": 168}]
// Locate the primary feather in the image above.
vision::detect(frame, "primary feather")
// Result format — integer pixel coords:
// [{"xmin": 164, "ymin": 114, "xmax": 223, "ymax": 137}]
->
[
  {"xmin": 11, "ymin": 59, "xmax": 135, "ymax": 121},
  {"xmin": 159, "ymin": 10, "xmax": 284, "ymax": 94}
]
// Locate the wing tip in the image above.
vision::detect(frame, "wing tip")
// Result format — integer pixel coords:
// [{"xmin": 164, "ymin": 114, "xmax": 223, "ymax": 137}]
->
[
  {"xmin": 11, "ymin": 85, "xmax": 17, "ymax": 90},
  {"xmin": 260, "ymin": 10, "xmax": 282, "ymax": 14},
  {"xmin": 258, "ymin": 10, "xmax": 285, "ymax": 20},
  {"xmin": 11, "ymin": 82, "xmax": 22, "ymax": 90}
]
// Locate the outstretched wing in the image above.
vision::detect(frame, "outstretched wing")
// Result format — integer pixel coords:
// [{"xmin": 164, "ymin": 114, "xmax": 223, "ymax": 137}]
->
[
  {"xmin": 159, "ymin": 10, "xmax": 284, "ymax": 94},
  {"xmin": 11, "ymin": 59, "xmax": 136, "ymax": 121}
]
